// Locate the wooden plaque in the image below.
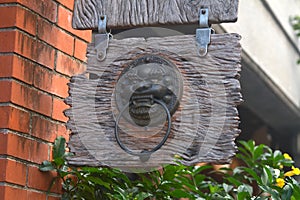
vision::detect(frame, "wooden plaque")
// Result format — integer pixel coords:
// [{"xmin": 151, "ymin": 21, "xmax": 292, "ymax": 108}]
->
[
  {"xmin": 72, "ymin": 0, "xmax": 239, "ymax": 30},
  {"xmin": 65, "ymin": 33, "xmax": 242, "ymax": 169}
]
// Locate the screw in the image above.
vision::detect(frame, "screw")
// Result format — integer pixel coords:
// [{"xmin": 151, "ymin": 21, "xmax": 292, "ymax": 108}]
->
[
  {"xmin": 145, "ymin": 57, "xmax": 151, "ymax": 63},
  {"xmin": 97, "ymin": 51, "xmax": 104, "ymax": 60},
  {"xmin": 198, "ymin": 48, "xmax": 207, "ymax": 57}
]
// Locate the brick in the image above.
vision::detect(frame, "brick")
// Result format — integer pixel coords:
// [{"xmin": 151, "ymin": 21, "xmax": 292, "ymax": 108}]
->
[
  {"xmin": 17, "ymin": 30, "xmax": 55, "ymax": 69},
  {"xmin": 0, "ymin": 56, "xmax": 14, "ymax": 78},
  {"xmin": 0, "ymin": 6, "xmax": 17, "ymax": 28},
  {"xmin": 74, "ymin": 38, "xmax": 88, "ymax": 61},
  {"xmin": 0, "ymin": 185, "xmax": 28, "ymax": 200},
  {"xmin": 28, "ymin": 0, "xmax": 58, "ymax": 23},
  {"xmin": 57, "ymin": 5, "xmax": 92, "ymax": 42},
  {"xmin": 51, "ymin": 73, "xmax": 69, "ymax": 98},
  {"xmin": 52, "ymin": 98, "xmax": 69, "ymax": 122},
  {"xmin": 0, "ymin": 6, "xmax": 37, "ymax": 35},
  {"xmin": 0, "ymin": 55, "xmax": 34, "ymax": 84},
  {"xmin": 0, "ymin": 133, "xmax": 49, "ymax": 163},
  {"xmin": 33, "ymin": 66, "xmax": 69, "ymax": 98},
  {"xmin": 0, "ymin": 186, "xmax": 47, "ymax": 200},
  {"xmin": 0, "ymin": 0, "xmax": 58, "ymax": 22},
  {"xmin": 0, "ymin": 30, "xmax": 55, "ymax": 69},
  {"xmin": 37, "ymin": 17, "xmax": 74, "ymax": 56},
  {"xmin": 29, "ymin": 140, "xmax": 49, "ymax": 163},
  {"xmin": 0, "ymin": 131, "xmax": 8, "ymax": 154},
  {"xmin": 0, "ymin": 106, "xmax": 30, "ymax": 133},
  {"xmin": 27, "ymin": 166, "xmax": 62, "ymax": 193},
  {"xmin": 48, "ymin": 196, "xmax": 61, "ymax": 200},
  {"xmin": 5, "ymin": 159, "xmax": 27, "ymax": 186},
  {"xmin": 35, "ymin": 37, "xmax": 56, "ymax": 69},
  {"xmin": 0, "ymin": 107, "xmax": 10, "ymax": 130},
  {"xmin": 0, "ymin": 159, "xmax": 27, "ymax": 186},
  {"xmin": 18, "ymin": 31, "xmax": 55, "ymax": 68},
  {"xmin": 56, "ymin": 0, "xmax": 74, "ymax": 10},
  {"xmin": 31, "ymin": 115, "xmax": 66, "ymax": 142},
  {"xmin": 27, "ymin": 190, "xmax": 47, "ymax": 200},
  {"xmin": 15, "ymin": 5, "xmax": 37, "ymax": 35},
  {"xmin": 0, "ymin": 187, "xmax": 3, "ymax": 200},
  {"xmin": 56, "ymin": 126, "xmax": 69, "ymax": 141},
  {"xmin": 0, "ymin": 31, "xmax": 16, "ymax": 53},
  {"xmin": 0, "ymin": 56, "xmax": 14, "ymax": 79},
  {"xmin": 1, "ymin": 80, "xmax": 52, "ymax": 116},
  {"xmin": 1, "ymin": 133, "xmax": 29, "ymax": 160},
  {"xmin": 0, "ymin": 80, "xmax": 53, "ymax": 116},
  {"xmin": 56, "ymin": 51, "xmax": 86, "ymax": 76},
  {"xmin": 0, "ymin": 81, "xmax": 12, "ymax": 102},
  {"xmin": 0, "ymin": 159, "xmax": 5, "ymax": 181}
]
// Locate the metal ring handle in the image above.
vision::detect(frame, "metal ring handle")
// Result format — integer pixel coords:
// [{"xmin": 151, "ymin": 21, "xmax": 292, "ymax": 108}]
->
[{"xmin": 114, "ymin": 98, "xmax": 172, "ymax": 157}]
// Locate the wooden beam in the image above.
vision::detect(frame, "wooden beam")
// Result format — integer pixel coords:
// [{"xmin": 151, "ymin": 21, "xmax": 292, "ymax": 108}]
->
[
  {"xmin": 72, "ymin": 0, "xmax": 239, "ymax": 30},
  {"xmin": 65, "ymin": 33, "xmax": 242, "ymax": 167}
]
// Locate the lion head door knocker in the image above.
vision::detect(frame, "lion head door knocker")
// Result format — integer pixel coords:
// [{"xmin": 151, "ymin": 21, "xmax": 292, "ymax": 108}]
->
[{"xmin": 114, "ymin": 54, "xmax": 183, "ymax": 161}]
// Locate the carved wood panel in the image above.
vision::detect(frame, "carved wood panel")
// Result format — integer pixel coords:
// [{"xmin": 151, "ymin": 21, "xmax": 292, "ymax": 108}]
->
[
  {"xmin": 72, "ymin": 0, "xmax": 239, "ymax": 29},
  {"xmin": 65, "ymin": 33, "xmax": 242, "ymax": 170}
]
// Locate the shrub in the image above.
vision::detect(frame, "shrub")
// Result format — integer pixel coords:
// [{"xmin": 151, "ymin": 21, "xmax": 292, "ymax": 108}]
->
[{"xmin": 40, "ymin": 137, "xmax": 300, "ymax": 200}]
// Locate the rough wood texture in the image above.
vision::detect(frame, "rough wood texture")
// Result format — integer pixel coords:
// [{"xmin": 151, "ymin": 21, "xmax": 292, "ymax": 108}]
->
[
  {"xmin": 72, "ymin": 0, "xmax": 239, "ymax": 30},
  {"xmin": 65, "ymin": 33, "xmax": 242, "ymax": 168}
]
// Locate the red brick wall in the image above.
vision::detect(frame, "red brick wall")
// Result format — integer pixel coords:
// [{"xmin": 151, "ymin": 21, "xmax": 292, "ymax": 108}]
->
[{"xmin": 0, "ymin": 0, "xmax": 91, "ymax": 199}]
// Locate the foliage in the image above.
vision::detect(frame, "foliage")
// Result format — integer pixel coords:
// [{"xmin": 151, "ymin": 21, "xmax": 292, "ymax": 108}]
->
[
  {"xmin": 291, "ymin": 15, "xmax": 300, "ymax": 64},
  {"xmin": 40, "ymin": 137, "xmax": 300, "ymax": 200}
]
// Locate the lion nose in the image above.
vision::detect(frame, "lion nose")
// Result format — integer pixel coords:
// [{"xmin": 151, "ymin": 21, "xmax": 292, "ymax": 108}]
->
[{"xmin": 134, "ymin": 82, "xmax": 152, "ymax": 93}]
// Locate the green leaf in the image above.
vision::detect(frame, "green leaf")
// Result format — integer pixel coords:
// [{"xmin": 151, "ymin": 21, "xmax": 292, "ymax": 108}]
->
[
  {"xmin": 139, "ymin": 174, "xmax": 155, "ymax": 189},
  {"xmin": 61, "ymin": 193, "xmax": 70, "ymax": 200},
  {"xmin": 53, "ymin": 136, "xmax": 66, "ymax": 160},
  {"xmin": 237, "ymin": 146, "xmax": 252, "ymax": 160},
  {"xmin": 53, "ymin": 157, "xmax": 65, "ymax": 167},
  {"xmin": 162, "ymin": 165, "xmax": 177, "ymax": 180},
  {"xmin": 261, "ymin": 168, "xmax": 268, "ymax": 185},
  {"xmin": 80, "ymin": 167, "xmax": 102, "ymax": 173},
  {"xmin": 237, "ymin": 184, "xmax": 253, "ymax": 196},
  {"xmin": 170, "ymin": 189, "xmax": 194, "ymax": 199},
  {"xmin": 194, "ymin": 174, "xmax": 206, "ymax": 184},
  {"xmin": 273, "ymin": 150, "xmax": 282, "ymax": 160},
  {"xmin": 191, "ymin": 165, "xmax": 213, "ymax": 176},
  {"xmin": 223, "ymin": 183, "xmax": 233, "ymax": 193},
  {"xmin": 259, "ymin": 185, "xmax": 280, "ymax": 200},
  {"xmin": 136, "ymin": 192, "xmax": 152, "ymax": 200},
  {"xmin": 174, "ymin": 176, "xmax": 198, "ymax": 192},
  {"xmin": 226, "ymin": 176, "xmax": 243, "ymax": 186},
  {"xmin": 113, "ymin": 186, "xmax": 127, "ymax": 200},
  {"xmin": 239, "ymin": 140, "xmax": 255, "ymax": 154},
  {"xmin": 58, "ymin": 170, "xmax": 71, "ymax": 178},
  {"xmin": 209, "ymin": 184, "xmax": 222, "ymax": 194},
  {"xmin": 253, "ymin": 144, "xmax": 265, "ymax": 160},
  {"xmin": 261, "ymin": 166, "xmax": 273, "ymax": 185},
  {"xmin": 237, "ymin": 192, "xmax": 250, "ymax": 200},
  {"xmin": 281, "ymin": 184, "xmax": 293, "ymax": 200},
  {"xmin": 242, "ymin": 167, "xmax": 262, "ymax": 184},
  {"xmin": 291, "ymin": 182, "xmax": 300, "ymax": 199},
  {"xmin": 39, "ymin": 160, "xmax": 54, "ymax": 172}
]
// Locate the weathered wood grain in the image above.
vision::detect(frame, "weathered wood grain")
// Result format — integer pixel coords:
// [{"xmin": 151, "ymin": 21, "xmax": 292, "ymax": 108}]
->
[
  {"xmin": 65, "ymin": 33, "xmax": 242, "ymax": 168},
  {"xmin": 72, "ymin": 0, "xmax": 239, "ymax": 30}
]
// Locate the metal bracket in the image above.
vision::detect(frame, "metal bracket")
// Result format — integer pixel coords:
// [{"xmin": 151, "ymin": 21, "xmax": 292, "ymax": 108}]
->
[
  {"xmin": 196, "ymin": 8, "xmax": 212, "ymax": 57},
  {"xmin": 95, "ymin": 15, "xmax": 109, "ymax": 61}
]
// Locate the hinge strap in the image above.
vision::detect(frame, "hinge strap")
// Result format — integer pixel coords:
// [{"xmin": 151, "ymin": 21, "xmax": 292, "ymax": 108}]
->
[
  {"xmin": 95, "ymin": 15, "xmax": 110, "ymax": 61},
  {"xmin": 196, "ymin": 8, "xmax": 212, "ymax": 57}
]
